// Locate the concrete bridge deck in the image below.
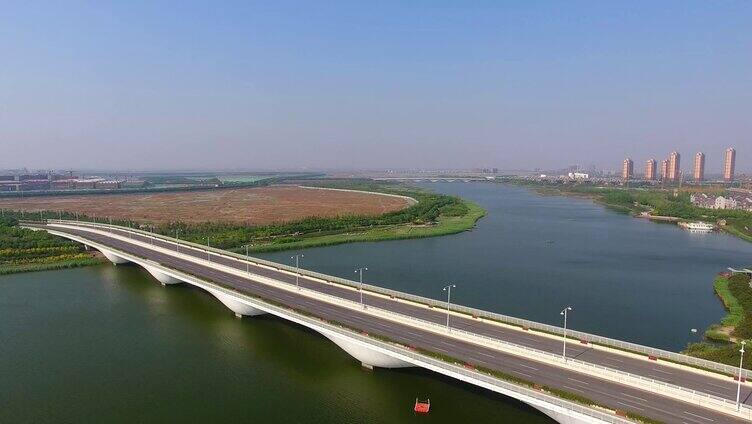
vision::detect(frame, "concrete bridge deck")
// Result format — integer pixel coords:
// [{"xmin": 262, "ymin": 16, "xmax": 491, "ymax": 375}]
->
[{"xmin": 24, "ymin": 220, "xmax": 752, "ymax": 423}]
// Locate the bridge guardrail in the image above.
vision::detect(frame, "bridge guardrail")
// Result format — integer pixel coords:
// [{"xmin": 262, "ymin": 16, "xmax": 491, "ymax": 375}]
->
[{"xmin": 38, "ymin": 219, "xmax": 752, "ymax": 381}]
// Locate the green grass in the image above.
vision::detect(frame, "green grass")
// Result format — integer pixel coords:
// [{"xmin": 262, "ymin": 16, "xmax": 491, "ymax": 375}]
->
[
  {"xmin": 685, "ymin": 273, "xmax": 752, "ymax": 369},
  {"xmin": 239, "ymin": 201, "xmax": 485, "ymax": 253},
  {"xmin": 0, "ymin": 216, "xmax": 104, "ymax": 274},
  {"xmin": 0, "ymin": 256, "xmax": 105, "ymax": 275},
  {"xmin": 714, "ymin": 277, "xmax": 743, "ymax": 327}
]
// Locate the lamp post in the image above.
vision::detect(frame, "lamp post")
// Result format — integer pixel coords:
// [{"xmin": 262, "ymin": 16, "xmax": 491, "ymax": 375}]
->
[
  {"xmin": 737, "ymin": 340, "xmax": 747, "ymax": 411},
  {"xmin": 355, "ymin": 267, "xmax": 368, "ymax": 307},
  {"xmin": 561, "ymin": 306, "xmax": 573, "ymax": 362},
  {"xmin": 175, "ymin": 229, "xmax": 181, "ymax": 252},
  {"xmin": 206, "ymin": 237, "xmax": 211, "ymax": 261},
  {"xmin": 244, "ymin": 244, "xmax": 253, "ymax": 275},
  {"xmin": 291, "ymin": 254, "xmax": 304, "ymax": 289},
  {"xmin": 442, "ymin": 284, "xmax": 456, "ymax": 331}
]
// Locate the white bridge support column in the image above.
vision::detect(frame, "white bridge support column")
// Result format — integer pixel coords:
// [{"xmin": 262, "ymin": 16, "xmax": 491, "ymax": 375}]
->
[
  {"xmin": 322, "ymin": 332, "xmax": 412, "ymax": 370},
  {"xmin": 142, "ymin": 265, "xmax": 183, "ymax": 286},
  {"xmin": 207, "ymin": 289, "xmax": 266, "ymax": 318},
  {"xmin": 100, "ymin": 248, "xmax": 130, "ymax": 265}
]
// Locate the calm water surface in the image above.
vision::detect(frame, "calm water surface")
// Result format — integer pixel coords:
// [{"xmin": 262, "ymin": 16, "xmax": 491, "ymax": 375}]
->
[{"xmin": 2, "ymin": 182, "xmax": 750, "ymax": 423}]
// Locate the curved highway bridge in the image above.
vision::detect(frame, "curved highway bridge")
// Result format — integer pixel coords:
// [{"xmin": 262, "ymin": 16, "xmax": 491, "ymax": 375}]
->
[{"xmin": 22, "ymin": 220, "xmax": 752, "ymax": 424}]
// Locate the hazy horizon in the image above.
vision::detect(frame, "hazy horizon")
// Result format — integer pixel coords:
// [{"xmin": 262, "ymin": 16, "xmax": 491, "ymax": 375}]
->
[{"xmin": 1, "ymin": 1, "xmax": 750, "ymax": 173}]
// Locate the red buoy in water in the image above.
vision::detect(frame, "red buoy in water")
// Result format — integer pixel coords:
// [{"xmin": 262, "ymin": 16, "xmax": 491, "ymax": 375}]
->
[{"xmin": 414, "ymin": 398, "xmax": 430, "ymax": 414}]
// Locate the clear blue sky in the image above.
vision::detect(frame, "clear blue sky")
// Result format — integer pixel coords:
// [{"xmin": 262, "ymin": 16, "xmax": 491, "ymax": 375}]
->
[{"xmin": 1, "ymin": 1, "xmax": 750, "ymax": 172}]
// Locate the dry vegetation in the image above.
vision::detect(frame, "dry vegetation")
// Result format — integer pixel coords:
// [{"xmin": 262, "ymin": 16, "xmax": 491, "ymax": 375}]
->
[{"xmin": 0, "ymin": 185, "xmax": 412, "ymax": 225}]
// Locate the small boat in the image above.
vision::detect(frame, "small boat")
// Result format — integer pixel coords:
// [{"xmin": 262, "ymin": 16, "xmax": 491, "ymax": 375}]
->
[
  {"xmin": 678, "ymin": 221, "xmax": 715, "ymax": 231},
  {"xmin": 414, "ymin": 398, "xmax": 430, "ymax": 414}
]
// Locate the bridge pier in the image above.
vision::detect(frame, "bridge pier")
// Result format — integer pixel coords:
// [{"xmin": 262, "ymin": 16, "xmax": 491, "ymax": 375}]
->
[
  {"xmin": 321, "ymin": 332, "xmax": 412, "ymax": 370},
  {"xmin": 142, "ymin": 265, "xmax": 183, "ymax": 286},
  {"xmin": 207, "ymin": 289, "xmax": 266, "ymax": 317},
  {"xmin": 100, "ymin": 248, "xmax": 131, "ymax": 265}
]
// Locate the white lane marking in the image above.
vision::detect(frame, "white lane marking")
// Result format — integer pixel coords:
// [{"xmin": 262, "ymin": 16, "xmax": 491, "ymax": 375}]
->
[
  {"xmin": 683, "ymin": 411, "xmax": 714, "ymax": 422},
  {"xmin": 511, "ymin": 370, "xmax": 533, "ymax": 379},
  {"xmin": 563, "ymin": 385, "xmax": 584, "ymax": 393},
  {"xmin": 617, "ymin": 401, "xmax": 645, "ymax": 412},
  {"xmin": 478, "ymin": 352, "xmax": 495, "ymax": 358},
  {"xmin": 620, "ymin": 392, "xmax": 647, "ymax": 402},
  {"xmin": 652, "ymin": 368, "xmax": 673, "ymax": 375},
  {"xmin": 707, "ymin": 382, "xmax": 728, "ymax": 390},
  {"xmin": 567, "ymin": 377, "xmax": 589, "ymax": 385},
  {"xmin": 518, "ymin": 363, "xmax": 539, "ymax": 371}
]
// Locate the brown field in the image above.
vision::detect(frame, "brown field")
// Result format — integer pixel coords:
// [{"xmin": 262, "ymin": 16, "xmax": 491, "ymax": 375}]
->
[{"xmin": 0, "ymin": 185, "xmax": 413, "ymax": 225}]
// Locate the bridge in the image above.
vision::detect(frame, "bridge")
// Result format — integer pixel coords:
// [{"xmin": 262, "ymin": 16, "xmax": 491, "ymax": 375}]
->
[{"xmin": 22, "ymin": 220, "xmax": 752, "ymax": 424}]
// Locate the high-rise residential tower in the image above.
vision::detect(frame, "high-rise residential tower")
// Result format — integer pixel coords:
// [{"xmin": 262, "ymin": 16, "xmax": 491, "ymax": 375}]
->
[
  {"xmin": 622, "ymin": 158, "xmax": 634, "ymax": 180},
  {"xmin": 693, "ymin": 152, "xmax": 705, "ymax": 182},
  {"xmin": 660, "ymin": 159, "xmax": 669, "ymax": 181},
  {"xmin": 668, "ymin": 151, "xmax": 681, "ymax": 181},
  {"xmin": 645, "ymin": 159, "xmax": 657, "ymax": 181},
  {"xmin": 724, "ymin": 147, "xmax": 736, "ymax": 182}
]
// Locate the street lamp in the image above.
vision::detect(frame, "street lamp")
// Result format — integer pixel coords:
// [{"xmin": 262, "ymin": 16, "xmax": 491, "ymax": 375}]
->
[
  {"xmin": 206, "ymin": 237, "xmax": 211, "ymax": 261},
  {"xmin": 560, "ymin": 306, "xmax": 573, "ymax": 362},
  {"xmin": 244, "ymin": 244, "xmax": 253, "ymax": 275},
  {"xmin": 291, "ymin": 254, "xmax": 304, "ymax": 289},
  {"xmin": 354, "ymin": 267, "xmax": 368, "ymax": 307},
  {"xmin": 175, "ymin": 229, "xmax": 181, "ymax": 252},
  {"xmin": 737, "ymin": 340, "xmax": 747, "ymax": 411},
  {"xmin": 442, "ymin": 284, "xmax": 456, "ymax": 331}
]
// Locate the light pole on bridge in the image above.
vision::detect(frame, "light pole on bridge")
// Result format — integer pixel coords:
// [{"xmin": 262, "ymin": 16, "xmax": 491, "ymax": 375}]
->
[
  {"xmin": 560, "ymin": 306, "xmax": 573, "ymax": 363},
  {"xmin": 244, "ymin": 244, "xmax": 253, "ymax": 275},
  {"xmin": 442, "ymin": 284, "xmax": 456, "ymax": 331},
  {"xmin": 737, "ymin": 340, "xmax": 747, "ymax": 411},
  {"xmin": 175, "ymin": 229, "xmax": 181, "ymax": 253},
  {"xmin": 354, "ymin": 267, "xmax": 368, "ymax": 307},
  {"xmin": 291, "ymin": 254, "xmax": 304, "ymax": 289},
  {"xmin": 206, "ymin": 237, "xmax": 211, "ymax": 261}
]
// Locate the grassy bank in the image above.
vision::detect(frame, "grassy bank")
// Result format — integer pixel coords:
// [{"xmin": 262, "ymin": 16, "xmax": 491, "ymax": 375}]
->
[
  {"xmin": 155, "ymin": 181, "xmax": 486, "ymax": 253},
  {"xmin": 0, "ymin": 216, "xmax": 105, "ymax": 275},
  {"xmin": 684, "ymin": 273, "xmax": 752, "ymax": 369}
]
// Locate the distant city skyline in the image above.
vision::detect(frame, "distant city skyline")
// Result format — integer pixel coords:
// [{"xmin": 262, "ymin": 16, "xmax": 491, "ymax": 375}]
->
[{"xmin": 1, "ymin": 2, "xmax": 750, "ymax": 173}]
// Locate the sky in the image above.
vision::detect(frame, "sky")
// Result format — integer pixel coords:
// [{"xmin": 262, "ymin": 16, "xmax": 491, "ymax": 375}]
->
[{"xmin": 1, "ymin": 1, "xmax": 750, "ymax": 173}]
